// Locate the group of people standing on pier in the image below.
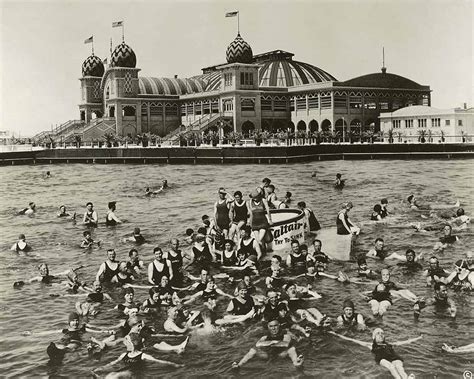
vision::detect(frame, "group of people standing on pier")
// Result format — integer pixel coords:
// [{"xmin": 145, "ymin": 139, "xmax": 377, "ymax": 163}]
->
[{"xmin": 12, "ymin": 173, "xmax": 474, "ymax": 378}]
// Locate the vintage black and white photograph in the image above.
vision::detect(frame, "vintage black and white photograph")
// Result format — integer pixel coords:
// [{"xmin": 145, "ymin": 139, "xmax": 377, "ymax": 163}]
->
[{"xmin": 0, "ymin": 0, "xmax": 473, "ymax": 377}]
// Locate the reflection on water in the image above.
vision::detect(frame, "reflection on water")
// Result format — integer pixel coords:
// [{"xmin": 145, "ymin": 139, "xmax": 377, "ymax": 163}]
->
[{"xmin": 0, "ymin": 160, "xmax": 473, "ymax": 377}]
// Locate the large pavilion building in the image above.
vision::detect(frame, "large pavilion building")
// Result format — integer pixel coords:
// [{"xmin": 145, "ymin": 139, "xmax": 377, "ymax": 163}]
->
[{"xmin": 55, "ymin": 32, "xmax": 432, "ymax": 142}]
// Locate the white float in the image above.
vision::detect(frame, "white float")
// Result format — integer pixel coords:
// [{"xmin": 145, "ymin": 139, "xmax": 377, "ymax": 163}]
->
[
  {"xmin": 314, "ymin": 227, "xmax": 356, "ymax": 261},
  {"xmin": 266, "ymin": 209, "xmax": 305, "ymax": 253}
]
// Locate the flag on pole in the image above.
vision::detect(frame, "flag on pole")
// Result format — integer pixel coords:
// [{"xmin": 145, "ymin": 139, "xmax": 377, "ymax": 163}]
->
[
  {"xmin": 225, "ymin": 11, "xmax": 238, "ymax": 17},
  {"xmin": 112, "ymin": 21, "xmax": 123, "ymax": 27},
  {"xmin": 84, "ymin": 36, "xmax": 93, "ymax": 44}
]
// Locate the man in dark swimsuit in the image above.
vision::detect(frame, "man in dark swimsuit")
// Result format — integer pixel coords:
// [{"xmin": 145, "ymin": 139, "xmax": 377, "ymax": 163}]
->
[
  {"xmin": 232, "ymin": 319, "xmax": 303, "ymax": 369},
  {"xmin": 96, "ymin": 249, "xmax": 119, "ymax": 283},
  {"xmin": 413, "ymin": 282, "xmax": 456, "ymax": 319}
]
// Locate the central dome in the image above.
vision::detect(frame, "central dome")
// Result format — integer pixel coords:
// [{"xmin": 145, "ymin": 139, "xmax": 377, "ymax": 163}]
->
[
  {"xmin": 82, "ymin": 55, "xmax": 104, "ymax": 77},
  {"xmin": 110, "ymin": 42, "xmax": 137, "ymax": 68},
  {"xmin": 226, "ymin": 33, "xmax": 253, "ymax": 64}
]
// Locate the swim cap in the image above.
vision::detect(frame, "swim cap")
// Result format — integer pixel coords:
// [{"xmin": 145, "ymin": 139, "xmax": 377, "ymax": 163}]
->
[
  {"xmin": 372, "ymin": 328, "xmax": 384, "ymax": 340},
  {"xmin": 342, "ymin": 299, "xmax": 354, "ymax": 310},
  {"xmin": 68, "ymin": 312, "xmax": 80, "ymax": 322},
  {"xmin": 134, "ymin": 227, "xmax": 141, "ymax": 234},
  {"xmin": 18, "ymin": 234, "xmax": 26, "ymax": 240},
  {"xmin": 262, "ymin": 178, "xmax": 271, "ymax": 184},
  {"xmin": 218, "ymin": 187, "xmax": 227, "ymax": 195},
  {"xmin": 455, "ymin": 259, "xmax": 468, "ymax": 269},
  {"xmin": 108, "ymin": 201, "xmax": 116, "ymax": 209},
  {"xmin": 185, "ymin": 228, "xmax": 194, "ymax": 236},
  {"xmin": 456, "ymin": 208, "xmax": 465, "ymax": 216},
  {"xmin": 373, "ymin": 204, "xmax": 382, "ymax": 212},
  {"xmin": 381, "ymin": 198, "xmax": 388, "ymax": 204}
]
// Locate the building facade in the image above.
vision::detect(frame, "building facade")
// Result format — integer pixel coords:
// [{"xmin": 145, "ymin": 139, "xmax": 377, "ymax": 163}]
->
[
  {"xmin": 73, "ymin": 32, "xmax": 432, "ymax": 141},
  {"xmin": 379, "ymin": 105, "xmax": 474, "ymax": 143}
]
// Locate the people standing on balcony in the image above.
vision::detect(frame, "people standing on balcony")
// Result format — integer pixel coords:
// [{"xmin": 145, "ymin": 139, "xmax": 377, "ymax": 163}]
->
[{"xmin": 83, "ymin": 202, "xmax": 98, "ymax": 227}]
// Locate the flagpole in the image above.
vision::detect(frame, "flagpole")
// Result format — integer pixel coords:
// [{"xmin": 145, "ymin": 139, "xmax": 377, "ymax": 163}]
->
[
  {"xmin": 92, "ymin": 35, "xmax": 94, "ymax": 55},
  {"xmin": 122, "ymin": 24, "xmax": 125, "ymax": 42},
  {"xmin": 238, "ymin": 12, "xmax": 240, "ymax": 34}
]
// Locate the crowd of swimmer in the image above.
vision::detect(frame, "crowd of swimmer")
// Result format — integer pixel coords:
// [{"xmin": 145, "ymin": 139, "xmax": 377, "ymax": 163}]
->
[{"xmin": 13, "ymin": 174, "xmax": 474, "ymax": 378}]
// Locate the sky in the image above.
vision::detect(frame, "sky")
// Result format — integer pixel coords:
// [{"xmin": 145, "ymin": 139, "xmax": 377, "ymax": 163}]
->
[{"xmin": 1, "ymin": 0, "xmax": 472, "ymax": 137}]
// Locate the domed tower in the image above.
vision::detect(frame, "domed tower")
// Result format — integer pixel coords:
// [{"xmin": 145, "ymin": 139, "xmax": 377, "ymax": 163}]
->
[
  {"xmin": 101, "ymin": 41, "xmax": 141, "ymax": 137},
  {"xmin": 79, "ymin": 54, "xmax": 105, "ymax": 124},
  {"xmin": 226, "ymin": 33, "xmax": 253, "ymax": 64},
  {"xmin": 219, "ymin": 33, "xmax": 261, "ymax": 133}
]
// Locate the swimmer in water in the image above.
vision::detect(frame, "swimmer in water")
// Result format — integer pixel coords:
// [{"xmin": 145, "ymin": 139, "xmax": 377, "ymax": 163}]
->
[
  {"xmin": 413, "ymin": 282, "xmax": 456, "ymax": 319},
  {"xmin": 124, "ymin": 227, "xmax": 146, "ymax": 245},
  {"xmin": 13, "ymin": 263, "xmax": 83, "ymax": 287},
  {"xmin": 432, "ymin": 224, "xmax": 459, "ymax": 253},
  {"xmin": 371, "ymin": 204, "xmax": 383, "ymax": 221},
  {"xmin": 231, "ymin": 319, "xmax": 304, "ymax": 369},
  {"xmin": 44, "ymin": 171, "xmax": 51, "ymax": 178},
  {"xmin": 423, "ymin": 256, "xmax": 450, "ymax": 286},
  {"xmin": 83, "ymin": 202, "xmax": 98, "ymax": 227},
  {"xmin": 22, "ymin": 312, "xmax": 111, "ymax": 362},
  {"xmin": 91, "ymin": 332, "xmax": 183, "ymax": 375},
  {"xmin": 18, "ymin": 202, "xmax": 36, "ymax": 216},
  {"xmin": 57, "ymin": 205, "xmax": 76, "ymax": 219},
  {"xmin": 11, "ymin": 234, "xmax": 32, "ymax": 253},
  {"xmin": 81, "ymin": 230, "xmax": 101, "ymax": 249},
  {"xmin": 445, "ymin": 260, "xmax": 474, "ymax": 292},
  {"xmin": 334, "ymin": 173, "xmax": 345, "ymax": 189},
  {"xmin": 380, "ymin": 198, "xmax": 390, "ymax": 218},
  {"xmin": 126, "ymin": 248, "xmax": 145, "ymax": 275},
  {"xmin": 336, "ymin": 202, "xmax": 360, "ymax": 235},
  {"xmin": 330, "ymin": 328, "xmax": 421, "ymax": 379},
  {"xmin": 105, "ymin": 201, "xmax": 122, "ymax": 226},
  {"xmin": 335, "ymin": 299, "xmax": 367, "ymax": 331},
  {"xmin": 442, "ymin": 342, "xmax": 474, "ymax": 353}
]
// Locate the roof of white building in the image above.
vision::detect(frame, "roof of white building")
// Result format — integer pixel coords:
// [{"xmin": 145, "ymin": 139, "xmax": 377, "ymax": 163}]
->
[{"xmin": 379, "ymin": 105, "xmax": 455, "ymax": 118}]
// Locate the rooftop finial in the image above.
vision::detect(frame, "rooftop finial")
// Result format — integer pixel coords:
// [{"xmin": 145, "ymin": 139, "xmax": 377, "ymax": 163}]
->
[{"xmin": 381, "ymin": 47, "xmax": 387, "ymax": 73}]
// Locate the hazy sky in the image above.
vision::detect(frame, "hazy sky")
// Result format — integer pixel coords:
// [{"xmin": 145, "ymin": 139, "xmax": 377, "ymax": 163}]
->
[{"xmin": 1, "ymin": 0, "xmax": 472, "ymax": 136}]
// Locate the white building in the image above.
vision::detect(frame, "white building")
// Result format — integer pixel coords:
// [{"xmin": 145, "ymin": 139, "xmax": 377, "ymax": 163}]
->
[{"xmin": 379, "ymin": 105, "xmax": 473, "ymax": 143}]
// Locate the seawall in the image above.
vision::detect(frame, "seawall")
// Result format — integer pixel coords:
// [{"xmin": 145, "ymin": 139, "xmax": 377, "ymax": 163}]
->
[{"xmin": 1, "ymin": 143, "xmax": 473, "ymax": 166}]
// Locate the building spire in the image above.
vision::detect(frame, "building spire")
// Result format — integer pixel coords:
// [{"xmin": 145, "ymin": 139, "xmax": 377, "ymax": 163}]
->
[{"xmin": 381, "ymin": 47, "xmax": 387, "ymax": 73}]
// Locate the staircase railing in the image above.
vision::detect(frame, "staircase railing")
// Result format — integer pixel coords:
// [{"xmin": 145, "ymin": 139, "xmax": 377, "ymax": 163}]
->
[{"xmin": 165, "ymin": 113, "xmax": 222, "ymax": 141}]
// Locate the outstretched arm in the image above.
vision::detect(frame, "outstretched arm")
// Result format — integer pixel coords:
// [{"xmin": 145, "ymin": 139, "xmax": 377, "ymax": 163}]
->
[
  {"xmin": 329, "ymin": 331, "xmax": 372, "ymax": 349},
  {"xmin": 392, "ymin": 335, "xmax": 422, "ymax": 346},
  {"xmin": 142, "ymin": 353, "xmax": 183, "ymax": 367}
]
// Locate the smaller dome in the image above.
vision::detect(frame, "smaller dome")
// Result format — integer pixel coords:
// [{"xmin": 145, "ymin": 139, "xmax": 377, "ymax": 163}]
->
[
  {"xmin": 82, "ymin": 55, "xmax": 105, "ymax": 77},
  {"xmin": 226, "ymin": 33, "xmax": 253, "ymax": 64},
  {"xmin": 110, "ymin": 42, "xmax": 137, "ymax": 68}
]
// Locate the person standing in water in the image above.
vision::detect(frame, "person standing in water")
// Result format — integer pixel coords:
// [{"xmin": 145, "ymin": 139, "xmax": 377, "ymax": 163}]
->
[
  {"xmin": 248, "ymin": 188, "xmax": 272, "ymax": 255},
  {"xmin": 214, "ymin": 188, "xmax": 234, "ymax": 240},
  {"xmin": 105, "ymin": 201, "xmax": 122, "ymax": 226},
  {"xmin": 336, "ymin": 202, "xmax": 360, "ymax": 235},
  {"xmin": 83, "ymin": 202, "xmax": 98, "ymax": 227}
]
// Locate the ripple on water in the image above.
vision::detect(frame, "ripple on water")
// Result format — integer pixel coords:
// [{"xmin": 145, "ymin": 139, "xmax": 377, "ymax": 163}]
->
[{"xmin": 0, "ymin": 160, "xmax": 473, "ymax": 377}]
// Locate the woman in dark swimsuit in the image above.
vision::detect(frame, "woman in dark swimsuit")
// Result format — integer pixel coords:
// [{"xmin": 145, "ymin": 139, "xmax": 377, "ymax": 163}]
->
[
  {"xmin": 214, "ymin": 188, "xmax": 234, "ymax": 240},
  {"xmin": 92, "ymin": 332, "xmax": 182, "ymax": 375},
  {"xmin": 247, "ymin": 188, "xmax": 272, "ymax": 254},
  {"xmin": 330, "ymin": 328, "xmax": 421, "ymax": 379},
  {"xmin": 229, "ymin": 191, "xmax": 248, "ymax": 241}
]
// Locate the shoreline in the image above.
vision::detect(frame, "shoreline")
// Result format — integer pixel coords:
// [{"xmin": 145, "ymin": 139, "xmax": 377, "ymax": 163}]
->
[{"xmin": 1, "ymin": 143, "xmax": 473, "ymax": 165}]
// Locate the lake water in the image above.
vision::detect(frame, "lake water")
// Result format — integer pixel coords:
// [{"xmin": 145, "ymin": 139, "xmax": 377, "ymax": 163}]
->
[{"xmin": 0, "ymin": 160, "xmax": 473, "ymax": 378}]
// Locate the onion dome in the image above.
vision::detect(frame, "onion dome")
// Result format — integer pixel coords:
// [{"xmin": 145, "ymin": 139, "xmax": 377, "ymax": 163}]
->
[
  {"xmin": 82, "ymin": 55, "xmax": 105, "ymax": 77},
  {"xmin": 226, "ymin": 33, "xmax": 253, "ymax": 64},
  {"xmin": 110, "ymin": 42, "xmax": 137, "ymax": 68}
]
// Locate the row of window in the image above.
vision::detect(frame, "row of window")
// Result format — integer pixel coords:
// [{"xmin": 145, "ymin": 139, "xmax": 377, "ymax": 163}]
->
[{"xmin": 392, "ymin": 118, "xmax": 463, "ymax": 128}]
